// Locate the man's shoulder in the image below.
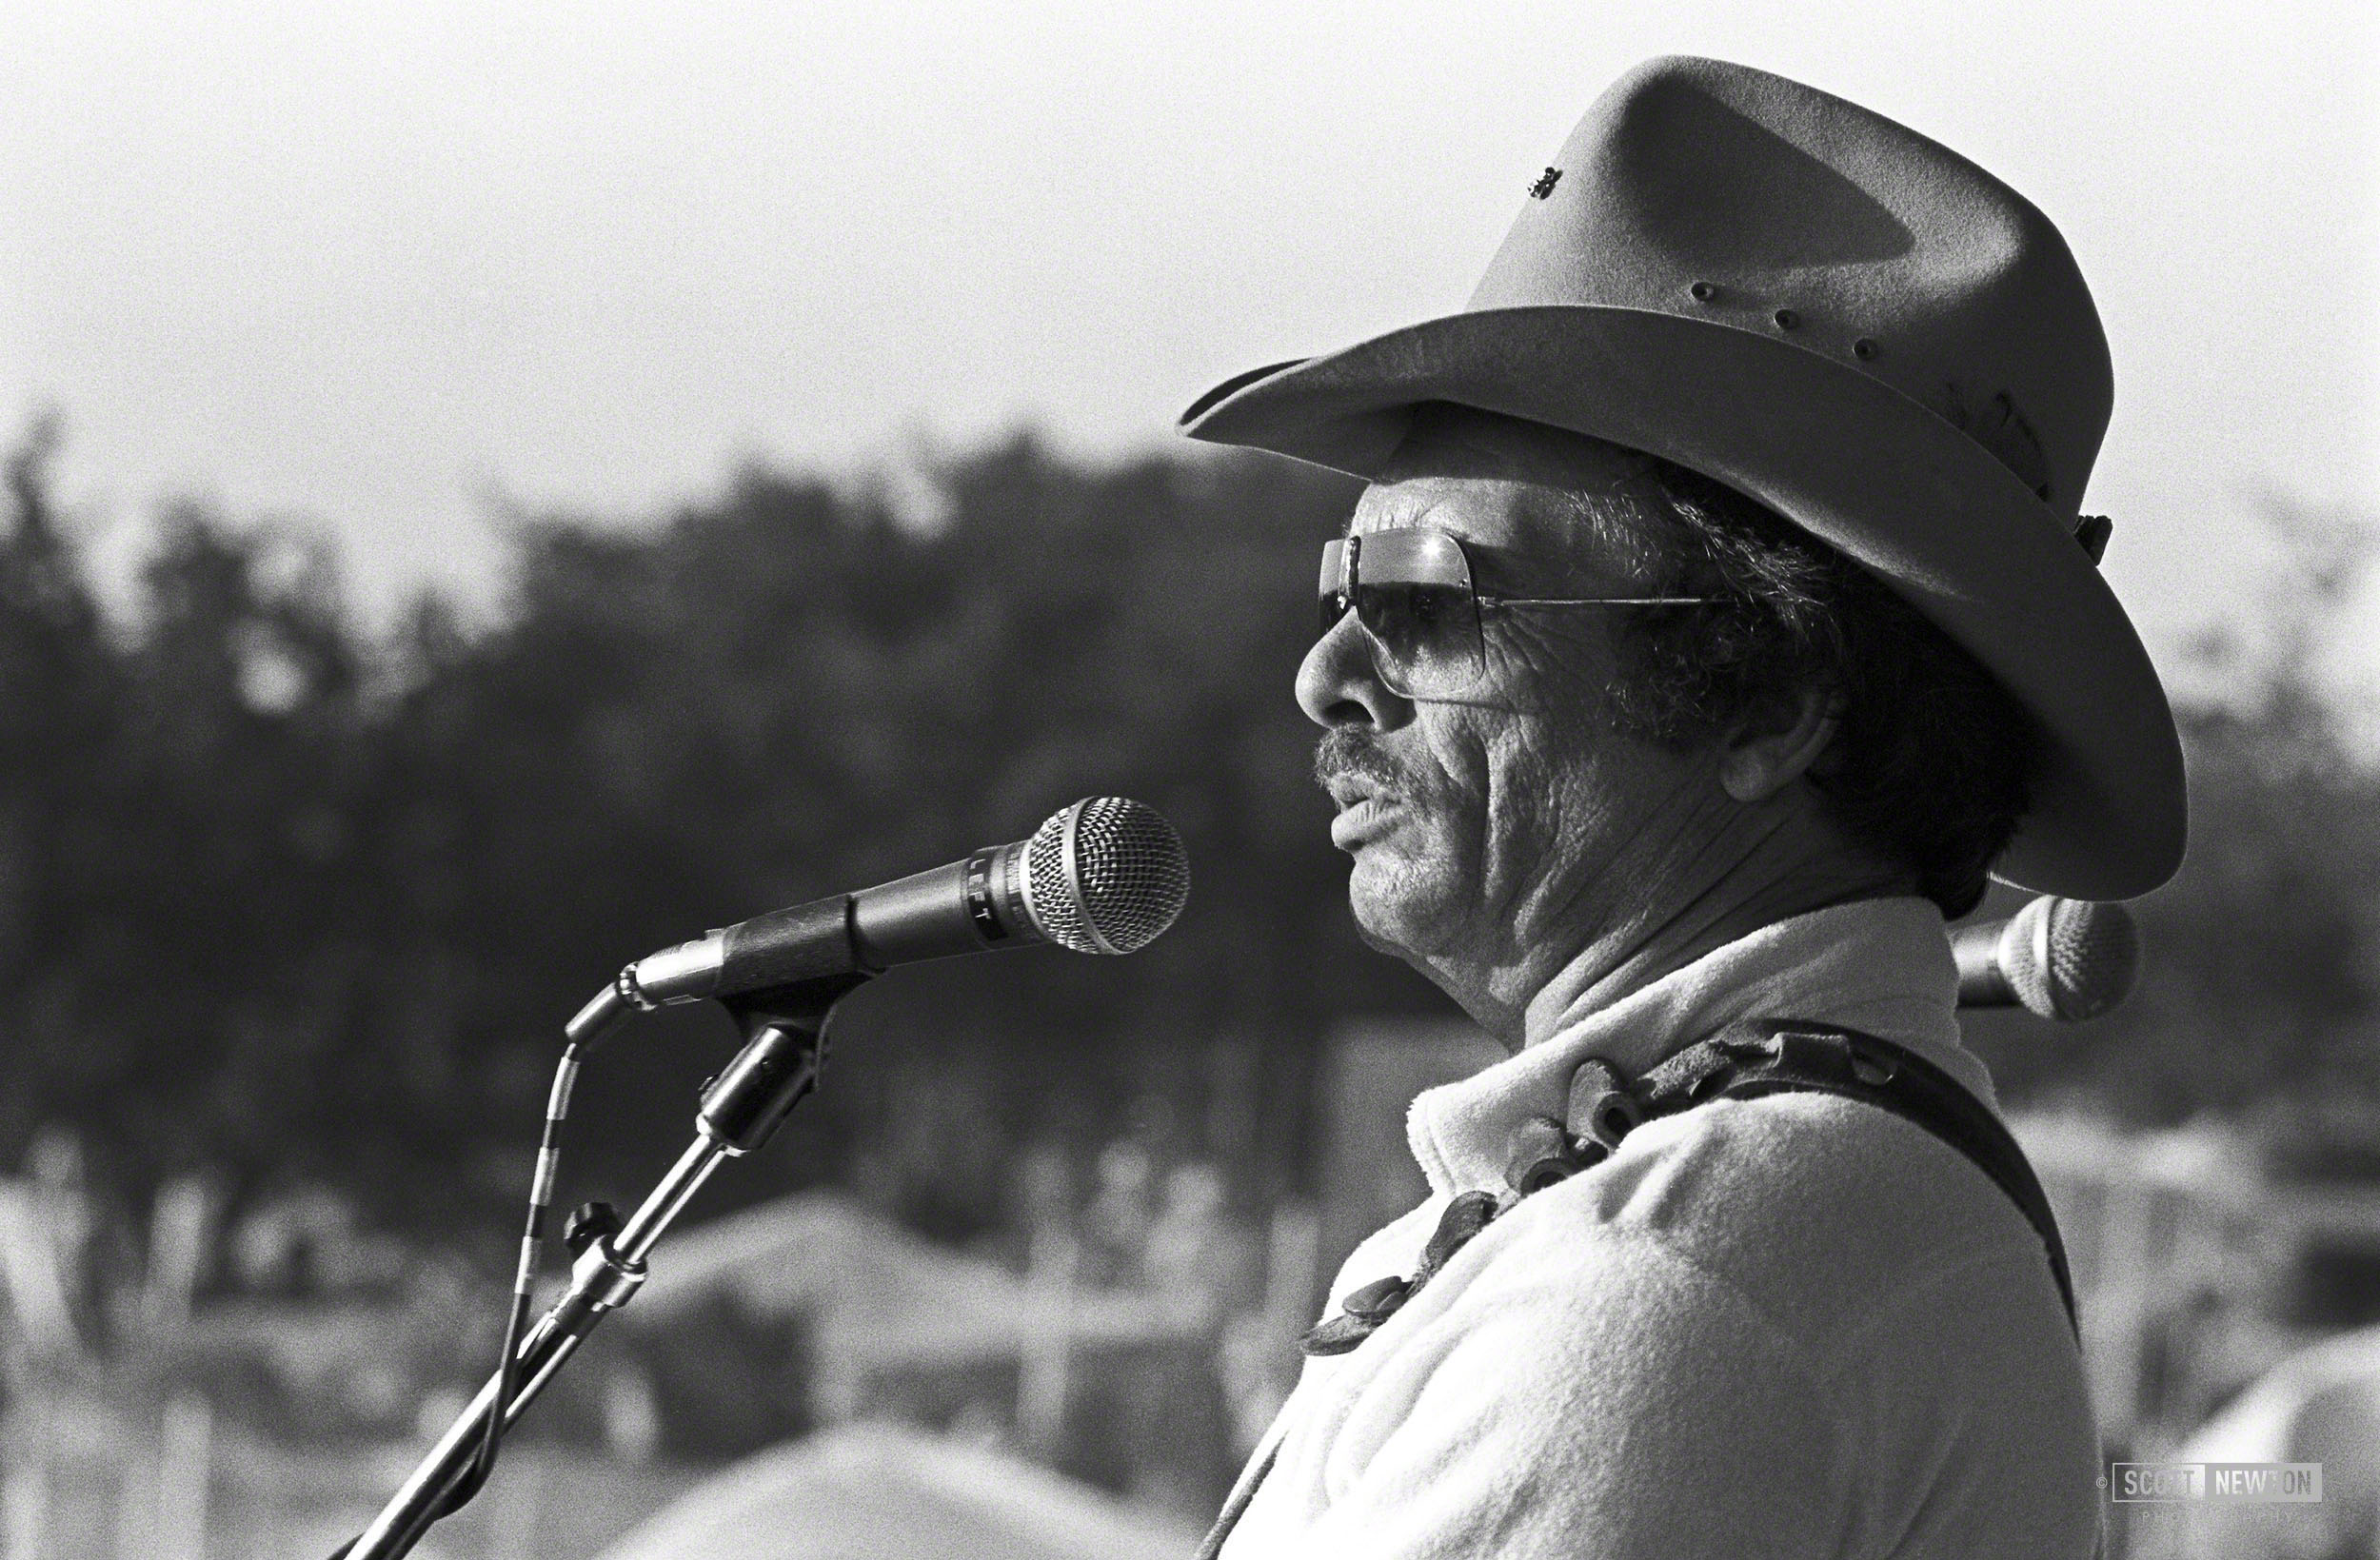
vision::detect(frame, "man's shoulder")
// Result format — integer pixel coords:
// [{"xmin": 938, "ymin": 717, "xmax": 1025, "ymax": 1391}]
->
[{"xmin": 1486, "ymin": 1088, "xmax": 2069, "ymax": 1358}]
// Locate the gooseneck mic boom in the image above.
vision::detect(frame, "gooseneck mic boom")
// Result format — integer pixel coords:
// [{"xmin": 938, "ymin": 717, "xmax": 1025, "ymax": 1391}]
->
[
  {"xmin": 1953, "ymin": 895, "xmax": 2140, "ymax": 1020},
  {"xmin": 624, "ymin": 797, "xmax": 1191, "ymax": 1007}
]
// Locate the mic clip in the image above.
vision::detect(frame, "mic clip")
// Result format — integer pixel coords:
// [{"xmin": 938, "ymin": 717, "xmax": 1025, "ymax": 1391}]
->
[{"xmin": 700, "ymin": 975, "xmax": 870, "ymax": 1155}]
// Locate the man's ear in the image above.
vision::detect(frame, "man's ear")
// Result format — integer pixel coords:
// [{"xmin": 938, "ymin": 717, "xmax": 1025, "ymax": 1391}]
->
[{"xmin": 1717, "ymin": 683, "xmax": 1841, "ymax": 802}]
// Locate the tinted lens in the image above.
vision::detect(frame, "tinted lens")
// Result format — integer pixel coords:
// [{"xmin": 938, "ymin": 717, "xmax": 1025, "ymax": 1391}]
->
[
  {"xmin": 1333, "ymin": 530, "xmax": 1486, "ymax": 698},
  {"xmin": 1319, "ymin": 538, "xmax": 1354, "ymax": 638}
]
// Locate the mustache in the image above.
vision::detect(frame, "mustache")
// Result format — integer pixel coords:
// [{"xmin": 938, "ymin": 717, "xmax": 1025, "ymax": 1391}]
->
[{"xmin": 1313, "ymin": 728, "xmax": 1400, "ymax": 796}]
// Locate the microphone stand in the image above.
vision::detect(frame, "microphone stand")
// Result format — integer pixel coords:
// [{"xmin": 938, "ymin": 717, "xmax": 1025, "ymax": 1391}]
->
[{"xmin": 334, "ymin": 972, "xmax": 868, "ymax": 1560}]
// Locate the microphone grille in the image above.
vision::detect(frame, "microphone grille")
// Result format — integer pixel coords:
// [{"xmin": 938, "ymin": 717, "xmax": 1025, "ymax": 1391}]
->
[
  {"xmin": 2002, "ymin": 896, "xmax": 2142, "ymax": 1020},
  {"xmin": 1024, "ymin": 798, "xmax": 1191, "ymax": 956}
]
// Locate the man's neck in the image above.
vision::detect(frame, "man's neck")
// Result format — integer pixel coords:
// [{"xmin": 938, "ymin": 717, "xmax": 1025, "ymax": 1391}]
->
[
  {"xmin": 1521, "ymin": 849, "xmax": 1913, "ymax": 1051},
  {"xmin": 1433, "ymin": 792, "xmax": 1917, "ymax": 1052}
]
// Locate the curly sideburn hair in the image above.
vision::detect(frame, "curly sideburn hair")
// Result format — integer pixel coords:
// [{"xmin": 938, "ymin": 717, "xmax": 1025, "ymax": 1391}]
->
[{"xmin": 1591, "ymin": 458, "xmax": 2042, "ymax": 918}]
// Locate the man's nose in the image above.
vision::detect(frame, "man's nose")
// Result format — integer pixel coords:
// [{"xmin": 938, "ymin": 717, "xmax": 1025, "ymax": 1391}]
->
[{"xmin": 1297, "ymin": 612, "xmax": 1413, "ymax": 730}]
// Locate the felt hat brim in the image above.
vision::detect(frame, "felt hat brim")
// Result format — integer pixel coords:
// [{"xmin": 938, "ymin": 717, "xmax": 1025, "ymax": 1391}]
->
[{"xmin": 1180, "ymin": 304, "xmax": 2186, "ymax": 901}]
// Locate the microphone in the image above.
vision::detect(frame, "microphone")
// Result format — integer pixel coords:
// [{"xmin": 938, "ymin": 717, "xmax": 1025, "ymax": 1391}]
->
[
  {"xmin": 623, "ymin": 798, "xmax": 1190, "ymax": 1007},
  {"xmin": 1952, "ymin": 896, "xmax": 2140, "ymax": 1020}
]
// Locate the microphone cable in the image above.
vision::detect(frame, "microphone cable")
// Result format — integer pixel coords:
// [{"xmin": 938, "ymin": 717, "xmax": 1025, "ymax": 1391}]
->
[
  {"xmin": 465, "ymin": 1036, "xmax": 591, "ymax": 1498},
  {"xmin": 436, "ymin": 1003, "xmax": 613, "ymax": 1522}
]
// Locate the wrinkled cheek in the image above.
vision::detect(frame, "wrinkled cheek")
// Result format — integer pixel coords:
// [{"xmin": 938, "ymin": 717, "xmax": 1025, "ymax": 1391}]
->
[{"xmin": 1477, "ymin": 728, "xmax": 1565, "ymax": 900}]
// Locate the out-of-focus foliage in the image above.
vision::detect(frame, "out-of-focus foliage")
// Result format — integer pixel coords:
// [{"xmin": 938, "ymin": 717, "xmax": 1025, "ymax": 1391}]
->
[
  {"xmin": 9, "ymin": 410, "xmax": 2380, "ymax": 1246},
  {"xmin": 1972, "ymin": 503, "xmax": 2380, "ymax": 1127},
  {"xmin": 1, "ymin": 418, "xmax": 1449, "ymax": 1247}
]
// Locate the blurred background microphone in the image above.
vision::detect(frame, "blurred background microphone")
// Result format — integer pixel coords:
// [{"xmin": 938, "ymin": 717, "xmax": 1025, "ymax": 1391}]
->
[{"xmin": 1953, "ymin": 896, "xmax": 2141, "ymax": 1020}]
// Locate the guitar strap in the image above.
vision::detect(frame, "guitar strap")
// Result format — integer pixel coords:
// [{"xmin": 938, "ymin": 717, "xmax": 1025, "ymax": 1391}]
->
[{"xmin": 1196, "ymin": 1019, "xmax": 2075, "ymax": 1559}]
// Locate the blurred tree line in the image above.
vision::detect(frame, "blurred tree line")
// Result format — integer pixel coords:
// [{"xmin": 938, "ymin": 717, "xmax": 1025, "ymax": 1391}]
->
[
  {"xmin": 1973, "ymin": 504, "xmax": 2380, "ymax": 1132},
  {"xmin": 0, "ymin": 413, "xmax": 1447, "ymax": 1253},
  {"xmin": 6, "ymin": 409, "xmax": 2380, "ymax": 1255}
]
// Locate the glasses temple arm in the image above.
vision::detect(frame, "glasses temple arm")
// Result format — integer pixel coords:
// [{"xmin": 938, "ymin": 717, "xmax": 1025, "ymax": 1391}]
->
[{"xmin": 1480, "ymin": 595, "xmax": 1723, "ymax": 607}]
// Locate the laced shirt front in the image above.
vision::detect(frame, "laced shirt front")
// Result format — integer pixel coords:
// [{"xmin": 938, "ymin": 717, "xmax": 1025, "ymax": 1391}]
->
[{"xmin": 1215, "ymin": 897, "xmax": 2100, "ymax": 1560}]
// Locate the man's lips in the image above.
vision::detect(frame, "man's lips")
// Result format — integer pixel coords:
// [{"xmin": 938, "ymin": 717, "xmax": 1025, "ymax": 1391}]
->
[
  {"xmin": 1322, "ymin": 774, "xmax": 1374, "ymax": 810},
  {"xmin": 1326, "ymin": 790, "xmax": 1402, "ymax": 848},
  {"xmin": 1315, "ymin": 731, "xmax": 1404, "ymax": 847}
]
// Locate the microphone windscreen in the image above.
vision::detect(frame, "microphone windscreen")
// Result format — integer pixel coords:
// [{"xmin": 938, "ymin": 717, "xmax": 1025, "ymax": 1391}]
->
[
  {"xmin": 2000, "ymin": 896, "xmax": 2141, "ymax": 1020},
  {"xmin": 1023, "ymin": 798, "xmax": 1191, "ymax": 955}
]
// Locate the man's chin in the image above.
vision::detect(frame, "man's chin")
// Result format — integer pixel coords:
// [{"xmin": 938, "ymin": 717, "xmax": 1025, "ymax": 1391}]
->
[{"xmin": 1345, "ymin": 859, "xmax": 1459, "ymax": 962}]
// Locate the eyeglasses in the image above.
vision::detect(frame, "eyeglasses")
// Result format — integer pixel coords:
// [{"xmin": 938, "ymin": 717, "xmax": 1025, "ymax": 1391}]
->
[{"xmin": 1318, "ymin": 529, "xmax": 1717, "ymax": 700}]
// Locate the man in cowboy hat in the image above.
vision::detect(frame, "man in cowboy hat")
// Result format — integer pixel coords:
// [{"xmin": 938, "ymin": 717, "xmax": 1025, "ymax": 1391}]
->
[{"xmin": 1180, "ymin": 56, "xmax": 2184, "ymax": 1557}]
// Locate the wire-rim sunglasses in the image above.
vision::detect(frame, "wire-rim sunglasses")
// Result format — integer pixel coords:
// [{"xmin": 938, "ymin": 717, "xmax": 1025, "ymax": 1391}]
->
[{"xmin": 1318, "ymin": 529, "xmax": 1718, "ymax": 700}]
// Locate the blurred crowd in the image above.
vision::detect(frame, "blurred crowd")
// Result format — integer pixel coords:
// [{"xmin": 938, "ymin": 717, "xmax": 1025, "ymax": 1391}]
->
[{"xmin": 0, "ymin": 1108, "xmax": 1305, "ymax": 1554}]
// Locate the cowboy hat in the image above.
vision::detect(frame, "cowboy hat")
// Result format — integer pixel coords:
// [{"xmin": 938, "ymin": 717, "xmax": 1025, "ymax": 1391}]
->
[{"xmin": 1180, "ymin": 55, "xmax": 2185, "ymax": 900}]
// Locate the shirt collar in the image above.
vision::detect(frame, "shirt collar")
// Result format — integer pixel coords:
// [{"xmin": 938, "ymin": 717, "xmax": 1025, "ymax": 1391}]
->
[{"xmin": 1404, "ymin": 896, "xmax": 1997, "ymax": 1195}]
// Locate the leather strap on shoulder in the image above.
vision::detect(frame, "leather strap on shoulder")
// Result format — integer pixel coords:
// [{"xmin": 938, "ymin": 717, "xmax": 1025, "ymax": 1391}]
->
[
  {"xmin": 1633, "ymin": 1019, "xmax": 2077, "ymax": 1332},
  {"xmin": 1204, "ymin": 1018, "xmax": 2081, "ymax": 1558}
]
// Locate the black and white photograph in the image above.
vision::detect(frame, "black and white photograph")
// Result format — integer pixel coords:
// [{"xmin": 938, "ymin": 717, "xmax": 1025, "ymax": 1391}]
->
[{"xmin": 1, "ymin": 3, "xmax": 2374, "ymax": 1556}]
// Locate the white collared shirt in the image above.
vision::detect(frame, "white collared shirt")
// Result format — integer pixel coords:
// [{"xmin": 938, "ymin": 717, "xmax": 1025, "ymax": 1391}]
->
[{"xmin": 1219, "ymin": 897, "xmax": 2100, "ymax": 1559}]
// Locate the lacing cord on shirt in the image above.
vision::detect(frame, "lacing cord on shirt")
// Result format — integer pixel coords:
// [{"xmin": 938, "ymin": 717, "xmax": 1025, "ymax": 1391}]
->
[
  {"xmin": 1194, "ymin": 1442, "xmax": 1279, "ymax": 1560},
  {"xmin": 1303, "ymin": 1022, "xmax": 2073, "ymax": 1357},
  {"xmin": 1195, "ymin": 1021, "xmax": 2079, "ymax": 1557}
]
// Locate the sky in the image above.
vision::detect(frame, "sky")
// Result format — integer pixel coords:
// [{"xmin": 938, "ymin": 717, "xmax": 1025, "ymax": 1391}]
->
[{"xmin": 5, "ymin": 0, "xmax": 2376, "ymax": 695}]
